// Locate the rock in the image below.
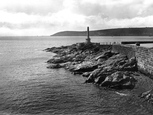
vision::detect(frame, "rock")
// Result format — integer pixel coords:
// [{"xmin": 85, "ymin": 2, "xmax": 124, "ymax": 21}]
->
[
  {"xmin": 100, "ymin": 71, "xmax": 137, "ymax": 89},
  {"xmin": 121, "ymin": 57, "xmax": 137, "ymax": 71},
  {"xmin": 140, "ymin": 90, "xmax": 153, "ymax": 103},
  {"xmin": 100, "ymin": 71, "xmax": 122, "ymax": 87},
  {"xmin": 47, "ymin": 53, "xmax": 78, "ymax": 64},
  {"xmin": 95, "ymin": 51, "xmax": 117, "ymax": 60},
  {"xmin": 85, "ymin": 66, "xmax": 117, "ymax": 84},
  {"xmin": 95, "ymin": 76, "xmax": 107, "ymax": 84},
  {"xmin": 71, "ymin": 61, "xmax": 98, "ymax": 73},
  {"xmin": 47, "ymin": 64, "xmax": 62, "ymax": 69},
  {"xmin": 82, "ymin": 72, "xmax": 91, "ymax": 77},
  {"xmin": 97, "ymin": 58, "xmax": 105, "ymax": 63},
  {"xmin": 85, "ymin": 68, "xmax": 102, "ymax": 83},
  {"xmin": 66, "ymin": 62, "xmax": 79, "ymax": 71},
  {"xmin": 47, "ymin": 57, "xmax": 66, "ymax": 64},
  {"xmin": 60, "ymin": 62, "xmax": 73, "ymax": 68},
  {"xmin": 121, "ymin": 80, "xmax": 134, "ymax": 89},
  {"xmin": 140, "ymin": 90, "xmax": 152, "ymax": 98}
]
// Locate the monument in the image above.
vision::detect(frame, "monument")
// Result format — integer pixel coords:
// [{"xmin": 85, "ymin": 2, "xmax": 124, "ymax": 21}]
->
[{"xmin": 86, "ymin": 27, "xmax": 91, "ymax": 44}]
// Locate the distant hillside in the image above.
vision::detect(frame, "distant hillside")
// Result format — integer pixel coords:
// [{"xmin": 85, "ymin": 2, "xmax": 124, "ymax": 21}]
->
[{"xmin": 52, "ymin": 27, "xmax": 153, "ymax": 36}]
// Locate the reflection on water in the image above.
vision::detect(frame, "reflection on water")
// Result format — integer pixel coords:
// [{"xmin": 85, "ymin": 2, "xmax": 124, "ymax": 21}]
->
[{"xmin": 0, "ymin": 36, "xmax": 153, "ymax": 115}]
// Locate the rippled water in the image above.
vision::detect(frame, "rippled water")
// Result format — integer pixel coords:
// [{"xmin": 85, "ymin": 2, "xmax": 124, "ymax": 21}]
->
[{"xmin": 0, "ymin": 36, "xmax": 153, "ymax": 115}]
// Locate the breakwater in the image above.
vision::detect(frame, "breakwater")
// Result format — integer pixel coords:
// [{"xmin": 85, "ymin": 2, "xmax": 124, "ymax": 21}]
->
[{"xmin": 112, "ymin": 44, "xmax": 153, "ymax": 77}]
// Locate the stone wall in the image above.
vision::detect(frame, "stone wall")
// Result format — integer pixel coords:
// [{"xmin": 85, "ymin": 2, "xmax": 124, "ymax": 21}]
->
[
  {"xmin": 135, "ymin": 47, "xmax": 153, "ymax": 76},
  {"xmin": 112, "ymin": 44, "xmax": 153, "ymax": 77},
  {"xmin": 112, "ymin": 44, "xmax": 135, "ymax": 58}
]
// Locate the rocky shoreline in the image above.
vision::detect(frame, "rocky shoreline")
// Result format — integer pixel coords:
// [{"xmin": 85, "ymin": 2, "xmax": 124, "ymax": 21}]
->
[
  {"xmin": 45, "ymin": 42, "xmax": 139, "ymax": 90},
  {"xmin": 45, "ymin": 42, "xmax": 153, "ymax": 105}
]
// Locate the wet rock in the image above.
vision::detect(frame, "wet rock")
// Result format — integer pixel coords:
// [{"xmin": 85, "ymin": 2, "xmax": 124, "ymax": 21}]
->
[
  {"xmin": 95, "ymin": 50, "xmax": 117, "ymax": 60},
  {"xmin": 140, "ymin": 90, "xmax": 153, "ymax": 103},
  {"xmin": 82, "ymin": 72, "xmax": 91, "ymax": 77},
  {"xmin": 47, "ymin": 64, "xmax": 62, "ymax": 69},
  {"xmin": 73, "ymin": 54, "xmax": 86, "ymax": 62},
  {"xmin": 140, "ymin": 90, "xmax": 152, "ymax": 98},
  {"xmin": 60, "ymin": 62, "xmax": 73, "ymax": 68},
  {"xmin": 47, "ymin": 57, "xmax": 65, "ymax": 64},
  {"xmin": 85, "ymin": 68, "xmax": 102, "ymax": 83},
  {"xmin": 95, "ymin": 76, "xmax": 107, "ymax": 84},
  {"xmin": 100, "ymin": 71, "xmax": 137, "ymax": 89},
  {"xmin": 71, "ymin": 61, "xmax": 98, "ymax": 73},
  {"xmin": 121, "ymin": 57, "xmax": 137, "ymax": 71},
  {"xmin": 87, "ymin": 69, "xmax": 109, "ymax": 83}
]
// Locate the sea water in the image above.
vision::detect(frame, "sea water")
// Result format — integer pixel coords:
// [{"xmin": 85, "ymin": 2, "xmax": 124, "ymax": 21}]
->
[{"xmin": 0, "ymin": 36, "xmax": 153, "ymax": 115}]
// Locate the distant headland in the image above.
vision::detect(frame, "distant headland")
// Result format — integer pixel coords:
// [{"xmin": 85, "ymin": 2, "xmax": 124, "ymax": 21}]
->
[{"xmin": 52, "ymin": 27, "xmax": 153, "ymax": 36}]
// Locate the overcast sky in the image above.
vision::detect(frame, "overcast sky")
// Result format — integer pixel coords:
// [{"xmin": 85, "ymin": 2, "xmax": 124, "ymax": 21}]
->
[{"xmin": 0, "ymin": 0, "xmax": 153, "ymax": 36}]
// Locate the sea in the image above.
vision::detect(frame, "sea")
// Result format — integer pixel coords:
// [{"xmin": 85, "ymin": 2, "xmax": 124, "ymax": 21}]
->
[{"xmin": 0, "ymin": 36, "xmax": 153, "ymax": 115}]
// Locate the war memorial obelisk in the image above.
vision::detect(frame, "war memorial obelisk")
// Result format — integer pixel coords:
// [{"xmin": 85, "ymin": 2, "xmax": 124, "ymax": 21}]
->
[{"xmin": 86, "ymin": 27, "xmax": 91, "ymax": 44}]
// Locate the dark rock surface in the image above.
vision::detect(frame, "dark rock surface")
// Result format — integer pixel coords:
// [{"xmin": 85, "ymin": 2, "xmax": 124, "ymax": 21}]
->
[
  {"xmin": 46, "ymin": 43, "xmax": 138, "ymax": 90},
  {"xmin": 47, "ymin": 64, "xmax": 62, "ymax": 69},
  {"xmin": 140, "ymin": 90, "xmax": 153, "ymax": 104}
]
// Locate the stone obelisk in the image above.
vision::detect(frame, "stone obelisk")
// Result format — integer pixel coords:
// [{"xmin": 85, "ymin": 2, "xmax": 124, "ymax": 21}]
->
[{"xmin": 86, "ymin": 27, "xmax": 91, "ymax": 44}]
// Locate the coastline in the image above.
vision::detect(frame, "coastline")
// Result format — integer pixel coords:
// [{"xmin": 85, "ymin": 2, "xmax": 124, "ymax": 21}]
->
[
  {"xmin": 45, "ymin": 42, "xmax": 153, "ymax": 105},
  {"xmin": 52, "ymin": 27, "xmax": 153, "ymax": 36}
]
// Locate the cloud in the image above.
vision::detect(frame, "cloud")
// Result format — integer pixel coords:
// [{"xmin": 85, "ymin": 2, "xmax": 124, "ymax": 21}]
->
[
  {"xmin": 0, "ymin": 0, "xmax": 64, "ymax": 15},
  {"xmin": 0, "ymin": 0, "xmax": 153, "ymax": 36}
]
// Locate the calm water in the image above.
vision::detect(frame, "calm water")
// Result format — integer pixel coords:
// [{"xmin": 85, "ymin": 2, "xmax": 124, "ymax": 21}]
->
[{"xmin": 0, "ymin": 36, "xmax": 153, "ymax": 115}]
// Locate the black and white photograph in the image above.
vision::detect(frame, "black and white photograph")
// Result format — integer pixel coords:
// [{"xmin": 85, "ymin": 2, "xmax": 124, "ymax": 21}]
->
[{"xmin": 0, "ymin": 0, "xmax": 153, "ymax": 115}]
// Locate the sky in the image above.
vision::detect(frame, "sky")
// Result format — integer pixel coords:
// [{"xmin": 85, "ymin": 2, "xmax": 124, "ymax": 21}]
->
[{"xmin": 0, "ymin": 0, "xmax": 153, "ymax": 36}]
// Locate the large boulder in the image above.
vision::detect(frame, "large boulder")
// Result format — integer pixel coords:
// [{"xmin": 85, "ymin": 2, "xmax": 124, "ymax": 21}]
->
[
  {"xmin": 71, "ymin": 61, "xmax": 99, "ymax": 73},
  {"xmin": 85, "ymin": 68, "xmax": 102, "ymax": 83},
  {"xmin": 95, "ymin": 51, "xmax": 117, "ymax": 61},
  {"xmin": 85, "ymin": 66, "xmax": 116, "ymax": 83},
  {"xmin": 121, "ymin": 57, "xmax": 137, "ymax": 71},
  {"xmin": 100, "ymin": 71, "xmax": 137, "ymax": 89}
]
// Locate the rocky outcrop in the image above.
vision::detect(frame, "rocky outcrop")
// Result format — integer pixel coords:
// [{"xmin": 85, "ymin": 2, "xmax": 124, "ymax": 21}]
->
[
  {"xmin": 46, "ymin": 43, "xmax": 138, "ymax": 90},
  {"xmin": 70, "ymin": 61, "xmax": 99, "ymax": 74},
  {"xmin": 100, "ymin": 71, "xmax": 137, "ymax": 89},
  {"xmin": 85, "ymin": 54, "xmax": 137, "ymax": 89}
]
